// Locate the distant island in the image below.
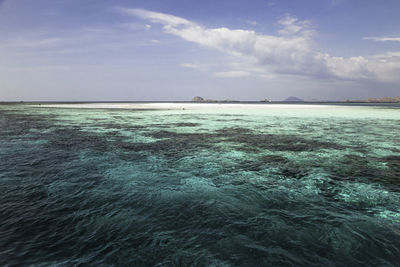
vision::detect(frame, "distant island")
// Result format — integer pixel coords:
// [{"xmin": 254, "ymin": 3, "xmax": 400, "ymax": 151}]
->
[
  {"xmin": 191, "ymin": 96, "xmax": 239, "ymax": 103},
  {"xmin": 192, "ymin": 96, "xmax": 271, "ymax": 103},
  {"xmin": 192, "ymin": 96, "xmax": 303, "ymax": 102},
  {"xmin": 190, "ymin": 96, "xmax": 400, "ymax": 103},
  {"xmin": 192, "ymin": 96, "xmax": 205, "ymax": 102},
  {"xmin": 354, "ymin": 96, "xmax": 400, "ymax": 103},
  {"xmin": 283, "ymin": 96, "xmax": 304, "ymax": 102}
]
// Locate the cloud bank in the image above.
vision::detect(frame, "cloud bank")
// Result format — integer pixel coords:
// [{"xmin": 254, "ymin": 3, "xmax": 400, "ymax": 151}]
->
[
  {"xmin": 364, "ymin": 37, "xmax": 400, "ymax": 42},
  {"xmin": 214, "ymin": 70, "xmax": 251, "ymax": 78},
  {"xmin": 120, "ymin": 8, "xmax": 400, "ymax": 83}
]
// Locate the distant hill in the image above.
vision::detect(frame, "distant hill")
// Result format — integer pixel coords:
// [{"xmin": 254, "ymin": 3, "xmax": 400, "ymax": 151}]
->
[
  {"xmin": 192, "ymin": 96, "xmax": 204, "ymax": 102},
  {"xmin": 283, "ymin": 96, "xmax": 304, "ymax": 102},
  {"xmin": 344, "ymin": 96, "xmax": 400, "ymax": 103},
  {"xmin": 363, "ymin": 96, "xmax": 400, "ymax": 103},
  {"xmin": 191, "ymin": 96, "xmax": 238, "ymax": 102}
]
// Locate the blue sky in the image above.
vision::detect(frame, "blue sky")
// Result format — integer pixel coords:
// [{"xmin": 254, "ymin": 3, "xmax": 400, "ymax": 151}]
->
[{"xmin": 1, "ymin": 0, "xmax": 400, "ymax": 101}]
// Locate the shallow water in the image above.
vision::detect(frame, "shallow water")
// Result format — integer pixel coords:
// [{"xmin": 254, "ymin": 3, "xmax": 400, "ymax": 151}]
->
[{"xmin": 0, "ymin": 103, "xmax": 399, "ymax": 266}]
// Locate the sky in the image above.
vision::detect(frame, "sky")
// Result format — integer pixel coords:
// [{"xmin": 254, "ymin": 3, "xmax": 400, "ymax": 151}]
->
[{"xmin": 0, "ymin": 0, "xmax": 400, "ymax": 101}]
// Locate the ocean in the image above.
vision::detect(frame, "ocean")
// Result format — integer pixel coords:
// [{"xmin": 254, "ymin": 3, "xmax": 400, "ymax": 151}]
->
[{"xmin": 1, "ymin": 103, "xmax": 399, "ymax": 265}]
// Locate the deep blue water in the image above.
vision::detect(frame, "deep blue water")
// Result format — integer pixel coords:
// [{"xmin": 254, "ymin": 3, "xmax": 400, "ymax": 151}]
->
[{"xmin": 0, "ymin": 104, "xmax": 400, "ymax": 266}]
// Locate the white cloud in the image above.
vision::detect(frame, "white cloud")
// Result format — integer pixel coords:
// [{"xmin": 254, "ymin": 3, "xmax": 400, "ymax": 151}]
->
[
  {"xmin": 364, "ymin": 37, "xmax": 400, "ymax": 42},
  {"xmin": 277, "ymin": 15, "xmax": 312, "ymax": 36},
  {"xmin": 373, "ymin": 51, "xmax": 400, "ymax": 58},
  {"xmin": 117, "ymin": 8, "xmax": 194, "ymax": 27},
  {"xmin": 123, "ymin": 8, "xmax": 400, "ymax": 83},
  {"xmin": 214, "ymin": 70, "xmax": 250, "ymax": 78},
  {"xmin": 180, "ymin": 63, "xmax": 208, "ymax": 71}
]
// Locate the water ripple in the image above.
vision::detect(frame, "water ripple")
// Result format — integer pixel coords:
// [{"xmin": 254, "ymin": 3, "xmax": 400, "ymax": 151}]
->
[{"xmin": 0, "ymin": 105, "xmax": 400, "ymax": 265}]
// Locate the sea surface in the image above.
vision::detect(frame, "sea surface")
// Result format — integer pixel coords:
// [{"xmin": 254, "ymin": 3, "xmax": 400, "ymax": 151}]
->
[{"xmin": 0, "ymin": 103, "xmax": 400, "ymax": 266}]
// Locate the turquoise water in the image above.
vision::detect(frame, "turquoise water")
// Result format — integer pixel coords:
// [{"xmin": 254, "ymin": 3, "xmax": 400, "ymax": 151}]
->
[{"xmin": 0, "ymin": 103, "xmax": 399, "ymax": 265}]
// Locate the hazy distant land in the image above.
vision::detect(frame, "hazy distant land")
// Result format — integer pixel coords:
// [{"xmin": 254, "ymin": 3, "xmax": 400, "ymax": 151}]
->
[
  {"xmin": 1, "ymin": 96, "xmax": 400, "ymax": 106},
  {"xmin": 191, "ymin": 96, "xmax": 400, "ymax": 103}
]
